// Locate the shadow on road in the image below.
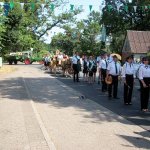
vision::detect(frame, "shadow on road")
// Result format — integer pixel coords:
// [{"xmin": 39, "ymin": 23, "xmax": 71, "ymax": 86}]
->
[{"xmin": 0, "ymin": 74, "xmax": 150, "ymax": 149}]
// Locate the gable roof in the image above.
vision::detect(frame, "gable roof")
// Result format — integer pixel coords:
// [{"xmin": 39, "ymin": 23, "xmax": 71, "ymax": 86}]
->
[{"xmin": 122, "ymin": 30, "xmax": 150, "ymax": 54}]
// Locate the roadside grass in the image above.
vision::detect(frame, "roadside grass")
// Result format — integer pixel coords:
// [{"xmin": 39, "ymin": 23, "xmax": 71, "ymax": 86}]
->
[{"xmin": 0, "ymin": 65, "xmax": 17, "ymax": 74}]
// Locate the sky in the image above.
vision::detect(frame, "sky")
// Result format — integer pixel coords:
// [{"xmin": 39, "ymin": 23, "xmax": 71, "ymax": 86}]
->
[{"xmin": 44, "ymin": 0, "xmax": 104, "ymax": 43}]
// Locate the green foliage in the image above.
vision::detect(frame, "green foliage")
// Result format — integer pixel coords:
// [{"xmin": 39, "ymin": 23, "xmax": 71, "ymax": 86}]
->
[
  {"xmin": 0, "ymin": 0, "xmax": 82, "ymax": 57},
  {"xmin": 51, "ymin": 11, "xmax": 102, "ymax": 56},
  {"xmin": 101, "ymin": 0, "xmax": 150, "ymax": 53}
]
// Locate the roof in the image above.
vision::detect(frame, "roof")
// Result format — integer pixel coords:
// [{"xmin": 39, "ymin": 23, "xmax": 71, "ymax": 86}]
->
[{"xmin": 122, "ymin": 30, "xmax": 150, "ymax": 54}]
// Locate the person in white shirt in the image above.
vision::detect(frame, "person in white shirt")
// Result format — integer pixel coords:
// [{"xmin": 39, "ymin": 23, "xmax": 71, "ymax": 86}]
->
[
  {"xmin": 122, "ymin": 56, "xmax": 136, "ymax": 105},
  {"xmin": 107, "ymin": 55, "xmax": 121, "ymax": 99},
  {"xmin": 99, "ymin": 53, "xmax": 108, "ymax": 92},
  {"xmin": 107, "ymin": 53, "xmax": 113, "ymax": 63},
  {"xmin": 97, "ymin": 54, "xmax": 101, "ymax": 64},
  {"xmin": 88, "ymin": 56, "xmax": 94, "ymax": 84},
  {"xmin": 82, "ymin": 56, "xmax": 88, "ymax": 82},
  {"xmin": 138, "ymin": 57, "xmax": 150, "ymax": 112},
  {"xmin": 72, "ymin": 52, "xmax": 80, "ymax": 82},
  {"xmin": 92, "ymin": 57, "xmax": 97, "ymax": 82}
]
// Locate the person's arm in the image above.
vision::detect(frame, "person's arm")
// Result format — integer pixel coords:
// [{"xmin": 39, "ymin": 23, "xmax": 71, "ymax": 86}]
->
[
  {"xmin": 133, "ymin": 64, "xmax": 136, "ymax": 79},
  {"xmin": 139, "ymin": 66, "xmax": 147, "ymax": 88},
  {"xmin": 106, "ymin": 63, "xmax": 111, "ymax": 77},
  {"xmin": 121, "ymin": 64, "xmax": 125, "ymax": 77}
]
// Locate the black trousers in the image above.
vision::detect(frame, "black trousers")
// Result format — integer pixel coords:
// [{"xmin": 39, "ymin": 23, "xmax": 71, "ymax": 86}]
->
[
  {"xmin": 124, "ymin": 74, "xmax": 134, "ymax": 104},
  {"xmin": 73, "ymin": 64, "xmax": 79, "ymax": 82},
  {"xmin": 108, "ymin": 75, "xmax": 118, "ymax": 98},
  {"xmin": 140, "ymin": 77, "xmax": 150, "ymax": 110},
  {"xmin": 101, "ymin": 69, "xmax": 107, "ymax": 91}
]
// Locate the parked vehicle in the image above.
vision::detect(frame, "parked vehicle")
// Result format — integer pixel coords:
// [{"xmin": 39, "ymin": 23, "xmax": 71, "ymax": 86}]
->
[{"xmin": 5, "ymin": 50, "xmax": 43, "ymax": 65}]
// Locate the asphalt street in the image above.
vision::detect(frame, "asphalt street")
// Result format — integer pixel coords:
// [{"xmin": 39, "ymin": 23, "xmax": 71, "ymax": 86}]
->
[{"xmin": 51, "ymin": 71, "xmax": 150, "ymax": 131}]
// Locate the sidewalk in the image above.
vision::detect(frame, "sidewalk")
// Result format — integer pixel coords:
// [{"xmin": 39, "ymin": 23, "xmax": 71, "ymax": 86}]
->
[{"xmin": 0, "ymin": 65, "xmax": 150, "ymax": 150}]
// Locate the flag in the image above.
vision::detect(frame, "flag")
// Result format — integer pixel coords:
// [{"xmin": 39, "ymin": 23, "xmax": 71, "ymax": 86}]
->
[
  {"xmin": 10, "ymin": 1, "xmax": 14, "ymax": 10},
  {"xmin": 20, "ymin": 3, "xmax": 24, "ymax": 9},
  {"xmin": 4, "ymin": 3, "xmax": 10, "ymax": 16},
  {"xmin": 89, "ymin": 5, "xmax": 92, "ymax": 11},
  {"xmin": 70, "ymin": 4, "xmax": 74, "ymax": 11}
]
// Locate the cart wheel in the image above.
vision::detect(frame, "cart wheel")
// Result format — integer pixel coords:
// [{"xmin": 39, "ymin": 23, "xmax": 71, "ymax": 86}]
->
[{"xmin": 24, "ymin": 59, "xmax": 30, "ymax": 65}]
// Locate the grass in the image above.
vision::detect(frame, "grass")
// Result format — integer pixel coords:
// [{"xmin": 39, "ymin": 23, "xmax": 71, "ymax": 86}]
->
[{"xmin": 0, "ymin": 65, "xmax": 17, "ymax": 74}]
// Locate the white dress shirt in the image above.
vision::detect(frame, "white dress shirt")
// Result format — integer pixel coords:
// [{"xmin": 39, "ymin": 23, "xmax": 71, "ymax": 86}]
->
[
  {"xmin": 107, "ymin": 61, "xmax": 121, "ymax": 76},
  {"xmin": 97, "ymin": 56, "xmax": 101, "ymax": 63},
  {"xmin": 72, "ymin": 55, "xmax": 80, "ymax": 64},
  {"xmin": 88, "ymin": 60, "xmax": 94, "ymax": 71},
  {"xmin": 107, "ymin": 56, "xmax": 113, "ymax": 63},
  {"xmin": 99, "ymin": 59, "xmax": 107, "ymax": 69},
  {"xmin": 138, "ymin": 65, "xmax": 150, "ymax": 80},
  {"xmin": 122, "ymin": 62, "xmax": 136, "ymax": 78}
]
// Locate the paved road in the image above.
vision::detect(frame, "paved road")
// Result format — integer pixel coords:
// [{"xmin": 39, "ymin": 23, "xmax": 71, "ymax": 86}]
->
[
  {"xmin": 0, "ymin": 64, "xmax": 150, "ymax": 150},
  {"xmin": 52, "ymin": 70, "xmax": 150, "ymax": 132}
]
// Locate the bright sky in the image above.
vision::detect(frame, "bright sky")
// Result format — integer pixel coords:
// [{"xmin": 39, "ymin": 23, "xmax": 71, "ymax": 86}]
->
[{"xmin": 44, "ymin": 0, "xmax": 104, "ymax": 43}]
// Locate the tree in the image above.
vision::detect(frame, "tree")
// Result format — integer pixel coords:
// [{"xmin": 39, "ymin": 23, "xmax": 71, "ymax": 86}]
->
[
  {"xmin": 51, "ymin": 11, "xmax": 102, "ymax": 56},
  {"xmin": 0, "ymin": 0, "xmax": 82, "ymax": 57},
  {"xmin": 101, "ymin": 0, "xmax": 150, "ymax": 53}
]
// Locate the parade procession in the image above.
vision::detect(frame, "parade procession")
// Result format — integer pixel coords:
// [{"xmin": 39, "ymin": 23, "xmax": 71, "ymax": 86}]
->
[
  {"xmin": 42, "ymin": 49, "xmax": 150, "ymax": 113},
  {"xmin": 0, "ymin": 0, "xmax": 150, "ymax": 150}
]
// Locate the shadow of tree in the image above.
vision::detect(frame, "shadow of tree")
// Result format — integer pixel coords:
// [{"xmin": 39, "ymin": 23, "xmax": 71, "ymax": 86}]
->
[{"xmin": 118, "ymin": 134, "xmax": 150, "ymax": 149}]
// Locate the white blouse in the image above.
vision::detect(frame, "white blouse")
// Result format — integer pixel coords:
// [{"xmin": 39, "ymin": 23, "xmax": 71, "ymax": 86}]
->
[
  {"xmin": 122, "ymin": 62, "xmax": 136, "ymax": 78},
  {"xmin": 107, "ymin": 61, "xmax": 121, "ymax": 76},
  {"xmin": 99, "ymin": 59, "xmax": 107, "ymax": 69},
  {"xmin": 72, "ymin": 55, "xmax": 80, "ymax": 64},
  {"xmin": 139, "ymin": 65, "xmax": 150, "ymax": 80}
]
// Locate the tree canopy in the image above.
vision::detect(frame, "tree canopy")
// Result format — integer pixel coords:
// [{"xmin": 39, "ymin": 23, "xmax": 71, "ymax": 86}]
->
[{"xmin": 0, "ymin": 0, "xmax": 81, "ymax": 57}]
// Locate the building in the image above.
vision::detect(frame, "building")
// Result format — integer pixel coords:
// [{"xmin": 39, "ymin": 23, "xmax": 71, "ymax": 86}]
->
[{"xmin": 122, "ymin": 30, "xmax": 150, "ymax": 62}]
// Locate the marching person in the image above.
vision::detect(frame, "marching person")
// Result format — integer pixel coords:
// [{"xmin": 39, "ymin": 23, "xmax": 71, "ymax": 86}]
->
[
  {"xmin": 92, "ymin": 56, "xmax": 97, "ymax": 82},
  {"xmin": 99, "ymin": 53, "xmax": 108, "ymax": 92},
  {"xmin": 107, "ymin": 53, "xmax": 113, "ymax": 63},
  {"xmin": 107, "ymin": 55, "xmax": 121, "ymax": 99},
  {"xmin": 122, "ymin": 56, "xmax": 136, "ymax": 105},
  {"xmin": 82, "ymin": 56, "xmax": 88, "ymax": 82},
  {"xmin": 97, "ymin": 54, "xmax": 102, "ymax": 84},
  {"xmin": 88, "ymin": 56, "xmax": 94, "ymax": 84},
  {"xmin": 138, "ymin": 57, "xmax": 150, "ymax": 112},
  {"xmin": 72, "ymin": 52, "xmax": 80, "ymax": 82}
]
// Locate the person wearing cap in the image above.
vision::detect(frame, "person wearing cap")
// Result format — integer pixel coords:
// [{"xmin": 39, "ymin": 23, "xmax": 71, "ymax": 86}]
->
[
  {"xmin": 107, "ymin": 55, "xmax": 121, "ymax": 99},
  {"xmin": 99, "ymin": 53, "xmax": 108, "ymax": 92},
  {"xmin": 122, "ymin": 56, "xmax": 136, "ymax": 105},
  {"xmin": 138, "ymin": 57, "xmax": 150, "ymax": 112}
]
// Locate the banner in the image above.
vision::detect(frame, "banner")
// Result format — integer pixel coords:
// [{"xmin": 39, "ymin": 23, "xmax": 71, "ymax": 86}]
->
[{"xmin": 0, "ymin": 1, "xmax": 149, "ymax": 15}]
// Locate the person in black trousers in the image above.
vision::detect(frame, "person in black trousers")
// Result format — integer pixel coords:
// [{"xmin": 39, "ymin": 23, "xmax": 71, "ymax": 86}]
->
[
  {"xmin": 122, "ymin": 56, "xmax": 135, "ymax": 105},
  {"xmin": 99, "ymin": 54, "xmax": 108, "ymax": 92},
  {"xmin": 107, "ymin": 55, "xmax": 121, "ymax": 99},
  {"xmin": 72, "ymin": 52, "xmax": 80, "ymax": 82},
  {"xmin": 138, "ymin": 57, "xmax": 150, "ymax": 112}
]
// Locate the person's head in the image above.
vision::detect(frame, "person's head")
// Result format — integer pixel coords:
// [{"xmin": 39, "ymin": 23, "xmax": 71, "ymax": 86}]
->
[
  {"xmin": 126, "ymin": 56, "xmax": 133, "ymax": 63},
  {"xmin": 89, "ymin": 56, "xmax": 93, "ymax": 60},
  {"xmin": 113, "ymin": 55, "xmax": 118, "ymax": 62},
  {"xmin": 142, "ymin": 57, "xmax": 149, "ymax": 65},
  {"xmin": 107, "ymin": 53, "xmax": 111, "ymax": 57},
  {"xmin": 75, "ymin": 51, "xmax": 79, "ymax": 56}
]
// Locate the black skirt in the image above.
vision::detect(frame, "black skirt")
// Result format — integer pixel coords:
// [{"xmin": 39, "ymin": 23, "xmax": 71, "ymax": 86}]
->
[
  {"xmin": 83, "ymin": 67, "xmax": 88, "ymax": 73},
  {"xmin": 89, "ymin": 71, "xmax": 93, "ymax": 77}
]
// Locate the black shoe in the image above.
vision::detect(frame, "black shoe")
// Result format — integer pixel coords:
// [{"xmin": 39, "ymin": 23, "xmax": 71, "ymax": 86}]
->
[
  {"xmin": 114, "ymin": 97, "xmax": 120, "ymax": 99},
  {"xmin": 128, "ymin": 102, "xmax": 132, "ymax": 105},
  {"xmin": 102, "ymin": 90, "xmax": 106, "ymax": 92},
  {"xmin": 124, "ymin": 103, "xmax": 129, "ymax": 105}
]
